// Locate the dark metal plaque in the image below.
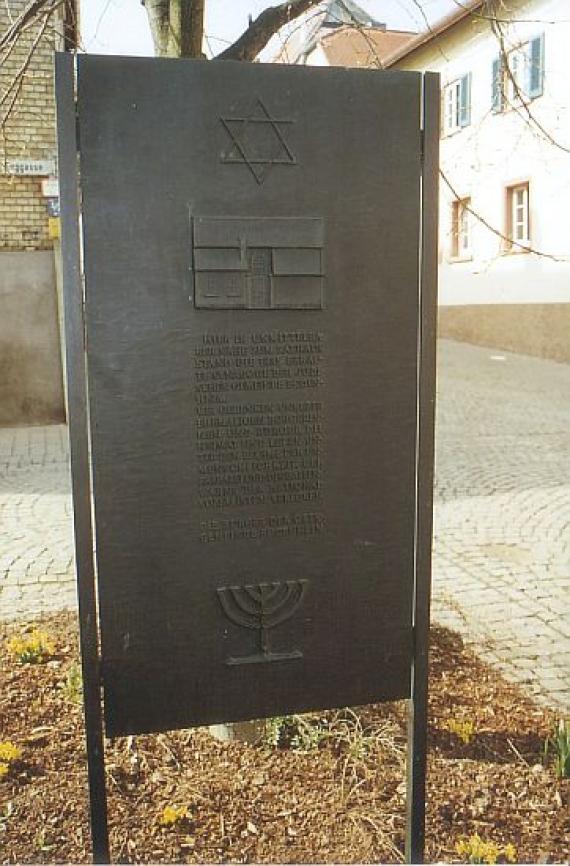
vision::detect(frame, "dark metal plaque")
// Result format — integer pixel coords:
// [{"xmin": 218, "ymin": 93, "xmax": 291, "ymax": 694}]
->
[{"xmin": 74, "ymin": 56, "xmax": 428, "ymax": 737}]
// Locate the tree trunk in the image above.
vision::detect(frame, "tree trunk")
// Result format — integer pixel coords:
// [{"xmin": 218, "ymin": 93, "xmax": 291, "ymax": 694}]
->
[
  {"xmin": 143, "ymin": 0, "xmax": 205, "ymax": 58},
  {"xmin": 143, "ymin": 0, "xmax": 322, "ymax": 62}
]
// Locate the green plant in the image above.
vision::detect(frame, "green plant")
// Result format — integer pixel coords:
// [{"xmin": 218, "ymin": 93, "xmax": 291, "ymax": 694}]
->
[
  {"xmin": 264, "ymin": 715, "xmax": 289, "ymax": 747},
  {"xmin": 6, "ymin": 629, "xmax": 55, "ymax": 664},
  {"xmin": 456, "ymin": 834, "xmax": 516, "ymax": 864},
  {"xmin": 322, "ymin": 708, "xmax": 405, "ymax": 805},
  {"xmin": 290, "ymin": 716, "xmax": 327, "ymax": 751},
  {"xmin": 264, "ymin": 714, "xmax": 326, "ymax": 750},
  {"xmin": 34, "ymin": 829, "xmax": 56, "ymax": 852},
  {"xmin": 61, "ymin": 661, "xmax": 83, "ymax": 704},
  {"xmin": 544, "ymin": 719, "xmax": 570, "ymax": 779},
  {"xmin": 327, "ymin": 707, "xmax": 404, "ymax": 763}
]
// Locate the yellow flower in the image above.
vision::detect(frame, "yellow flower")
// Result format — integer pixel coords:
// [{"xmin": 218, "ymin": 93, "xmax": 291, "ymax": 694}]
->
[
  {"xmin": 0, "ymin": 762, "xmax": 9, "ymax": 779},
  {"xmin": 455, "ymin": 834, "xmax": 505, "ymax": 864},
  {"xmin": 6, "ymin": 629, "xmax": 55, "ymax": 663},
  {"xmin": 503, "ymin": 843, "xmax": 517, "ymax": 863},
  {"xmin": 159, "ymin": 805, "xmax": 188, "ymax": 827},
  {"xmin": 456, "ymin": 839, "xmax": 470, "ymax": 858},
  {"xmin": 445, "ymin": 717, "xmax": 476, "ymax": 744},
  {"xmin": 0, "ymin": 742, "xmax": 22, "ymax": 763}
]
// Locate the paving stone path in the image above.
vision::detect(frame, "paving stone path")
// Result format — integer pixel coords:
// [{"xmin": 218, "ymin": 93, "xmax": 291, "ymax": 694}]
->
[
  {"xmin": 432, "ymin": 341, "xmax": 569, "ymax": 712},
  {"xmin": 0, "ymin": 340, "xmax": 568, "ymax": 712},
  {"xmin": 0, "ymin": 424, "xmax": 76, "ymax": 618}
]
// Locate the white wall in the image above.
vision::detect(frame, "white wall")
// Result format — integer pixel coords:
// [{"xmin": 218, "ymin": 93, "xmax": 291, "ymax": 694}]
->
[{"xmin": 395, "ymin": 0, "xmax": 570, "ymax": 306}]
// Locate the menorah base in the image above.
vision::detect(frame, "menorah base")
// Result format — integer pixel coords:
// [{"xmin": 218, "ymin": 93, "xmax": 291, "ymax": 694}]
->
[{"xmin": 226, "ymin": 649, "xmax": 303, "ymax": 666}]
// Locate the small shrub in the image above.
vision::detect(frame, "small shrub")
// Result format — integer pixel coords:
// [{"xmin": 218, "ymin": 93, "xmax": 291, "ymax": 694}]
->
[
  {"xmin": 6, "ymin": 629, "xmax": 55, "ymax": 664},
  {"xmin": 61, "ymin": 661, "xmax": 83, "ymax": 704},
  {"xmin": 158, "ymin": 805, "xmax": 188, "ymax": 827},
  {"xmin": 264, "ymin": 714, "xmax": 326, "ymax": 751},
  {"xmin": 544, "ymin": 719, "xmax": 569, "ymax": 778},
  {"xmin": 290, "ymin": 716, "xmax": 326, "ymax": 751},
  {"xmin": 0, "ymin": 741, "xmax": 22, "ymax": 780},
  {"xmin": 456, "ymin": 833, "xmax": 517, "ymax": 864},
  {"xmin": 34, "ymin": 829, "xmax": 56, "ymax": 852},
  {"xmin": 264, "ymin": 715, "xmax": 290, "ymax": 747}
]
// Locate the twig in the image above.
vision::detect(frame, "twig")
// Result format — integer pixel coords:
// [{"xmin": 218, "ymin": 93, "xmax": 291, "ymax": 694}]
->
[
  {"xmin": 216, "ymin": 0, "xmax": 322, "ymax": 62},
  {"xmin": 506, "ymin": 736, "xmax": 530, "ymax": 766},
  {"xmin": 490, "ymin": 10, "xmax": 570, "ymax": 155},
  {"xmin": 440, "ymin": 169, "xmax": 566, "ymax": 262}
]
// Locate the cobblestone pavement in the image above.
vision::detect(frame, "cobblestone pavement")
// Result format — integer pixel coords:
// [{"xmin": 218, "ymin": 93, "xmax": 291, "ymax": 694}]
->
[
  {"xmin": 432, "ymin": 341, "xmax": 569, "ymax": 713},
  {"xmin": 0, "ymin": 340, "xmax": 568, "ymax": 712},
  {"xmin": 0, "ymin": 424, "xmax": 76, "ymax": 618}
]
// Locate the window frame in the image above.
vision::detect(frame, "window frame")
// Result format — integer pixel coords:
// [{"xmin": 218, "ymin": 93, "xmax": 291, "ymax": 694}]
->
[
  {"xmin": 505, "ymin": 181, "xmax": 531, "ymax": 253},
  {"xmin": 442, "ymin": 73, "xmax": 471, "ymax": 136},
  {"xmin": 450, "ymin": 197, "xmax": 472, "ymax": 261},
  {"xmin": 492, "ymin": 33, "xmax": 545, "ymax": 113}
]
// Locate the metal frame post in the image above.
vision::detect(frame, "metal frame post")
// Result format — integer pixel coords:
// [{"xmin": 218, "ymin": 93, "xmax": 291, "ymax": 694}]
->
[
  {"xmin": 55, "ymin": 52, "xmax": 111, "ymax": 864},
  {"xmin": 405, "ymin": 71, "xmax": 440, "ymax": 865}
]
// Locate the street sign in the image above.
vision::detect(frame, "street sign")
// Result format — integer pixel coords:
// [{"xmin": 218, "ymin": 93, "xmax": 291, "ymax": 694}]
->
[
  {"xmin": 56, "ymin": 53, "xmax": 439, "ymax": 864},
  {"xmin": 5, "ymin": 158, "xmax": 56, "ymax": 176}
]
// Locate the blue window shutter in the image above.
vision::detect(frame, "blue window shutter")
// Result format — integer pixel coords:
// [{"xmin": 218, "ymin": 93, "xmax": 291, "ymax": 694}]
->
[
  {"xmin": 459, "ymin": 72, "xmax": 472, "ymax": 126},
  {"xmin": 492, "ymin": 56, "xmax": 503, "ymax": 112},
  {"xmin": 528, "ymin": 33, "xmax": 545, "ymax": 98}
]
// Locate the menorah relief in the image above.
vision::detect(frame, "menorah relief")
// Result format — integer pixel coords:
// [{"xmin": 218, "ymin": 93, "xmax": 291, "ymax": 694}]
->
[{"xmin": 217, "ymin": 579, "xmax": 308, "ymax": 666}]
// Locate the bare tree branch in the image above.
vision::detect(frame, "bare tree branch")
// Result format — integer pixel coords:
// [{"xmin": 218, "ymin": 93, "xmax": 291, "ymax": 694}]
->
[
  {"xmin": 0, "ymin": 0, "xmax": 52, "ymax": 50},
  {"xmin": 1, "ymin": 9, "xmax": 52, "ymax": 170},
  {"xmin": 216, "ymin": 0, "xmax": 323, "ymax": 62},
  {"xmin": 440, "ymin": 169, "xmax": 566, "ymax": 261},
  {"xmin": 1, "ymin": 0, "xmax": 63, "ymax": 148},
  {"xmin": 449, "ymin": 0, "xmax": 568, "ymax": 26},
  {"xmin": 489, "ymin": 9, "xmax": 570, "ymax": 155}
]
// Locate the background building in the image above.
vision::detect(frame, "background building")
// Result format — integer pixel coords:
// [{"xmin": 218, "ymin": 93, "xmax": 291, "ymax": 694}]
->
[
  {"xmin": 0, "ymin": 0, "xmax": 75, "ymax": 425},
  {"xmin": 276, "ymin": 0, "xmax": 570, "ymax": 363},
  {"xmin": 273, "ymin": 0, "xmax": 416, "ymax": 69},
  {"xmin": 385, "ymin": 0, "xmax": 570, "ymax": 362}
]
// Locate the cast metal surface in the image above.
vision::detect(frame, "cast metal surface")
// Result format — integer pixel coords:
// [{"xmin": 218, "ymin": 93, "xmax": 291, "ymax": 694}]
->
[{"xmin": 72, "ymin": 56, "xmax": 433, "ymax": 741}]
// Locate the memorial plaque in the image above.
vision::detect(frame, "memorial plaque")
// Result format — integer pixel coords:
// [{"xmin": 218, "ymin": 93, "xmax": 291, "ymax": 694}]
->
[{"xmin": 71, "ymin": 55, "xmax": 432, "ymax": 738}]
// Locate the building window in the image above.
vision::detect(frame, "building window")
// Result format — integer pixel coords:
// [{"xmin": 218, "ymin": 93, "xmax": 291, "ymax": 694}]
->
[
  {"xmin": 492, "ymin": 34, "xmax": 544, "ymax": 112},
  {"xmin": 443, "ymin": 73, "xmax": 471, "ymax": 134},
  {"xmin": 451, "ymin": 198, "xmax": 471, "ymax": 259},
  {"xmin": 506, "ymin": 183, "xmax": 530, "ymax": 250}
]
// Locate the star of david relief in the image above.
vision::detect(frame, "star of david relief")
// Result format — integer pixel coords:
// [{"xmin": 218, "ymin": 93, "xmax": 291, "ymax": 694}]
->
[{"xmin": 220, "ymin": 98, "xmax": 296, "ymax": 185}]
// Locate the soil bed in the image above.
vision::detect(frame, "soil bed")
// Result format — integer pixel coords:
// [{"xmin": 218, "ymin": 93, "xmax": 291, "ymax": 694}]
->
[{"xmin": 1, "ymin": 612, "xmax": 568, "ymax": 863}]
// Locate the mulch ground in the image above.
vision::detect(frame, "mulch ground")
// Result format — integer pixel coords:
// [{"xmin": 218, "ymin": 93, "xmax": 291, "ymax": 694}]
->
[{"xmin": 1, "ymin": 612, "xmax": 568, "ymax": 864}]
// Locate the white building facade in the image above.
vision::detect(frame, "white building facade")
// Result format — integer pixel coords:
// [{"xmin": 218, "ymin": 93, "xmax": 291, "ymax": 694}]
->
[{"xmin": 387, "ymin": 0, "xmax": 570, "ymax": 361}]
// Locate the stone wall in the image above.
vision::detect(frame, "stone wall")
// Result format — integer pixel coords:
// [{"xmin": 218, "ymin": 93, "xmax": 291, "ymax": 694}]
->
[
  {"xmin": 0, "ymin": 1, "xmax": 60, "ymax": 250},
  {"xmin": 438, "ymin": 304, "xmax": 570, "ymax": 364},
  {"xmin": 0, "ymin": 251, "xmax": 65, "ymax": 425},
  {"xmin": 0, "ymin": 2, "xmax": 65, "ymax": 425}
]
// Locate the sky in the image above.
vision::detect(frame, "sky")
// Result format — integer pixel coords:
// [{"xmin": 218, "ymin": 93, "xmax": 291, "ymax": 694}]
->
[{"xmin": 80, "ymin": 0, "xmax": 458, "ymax": 58}]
